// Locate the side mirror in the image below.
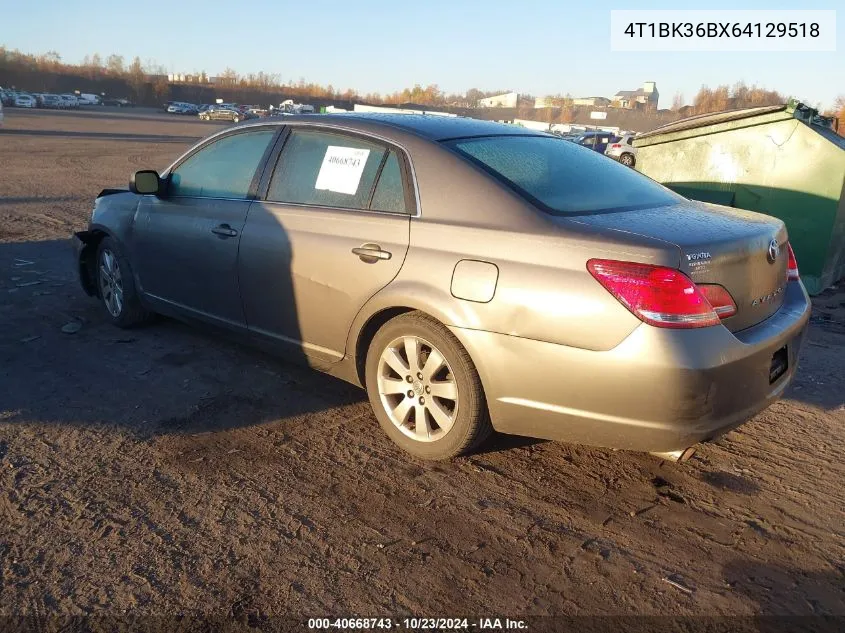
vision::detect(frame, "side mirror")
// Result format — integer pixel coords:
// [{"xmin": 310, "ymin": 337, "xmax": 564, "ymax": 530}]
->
[{"xmin": 130, "ymin": 170, "xmax": 161, "ymax": 195}]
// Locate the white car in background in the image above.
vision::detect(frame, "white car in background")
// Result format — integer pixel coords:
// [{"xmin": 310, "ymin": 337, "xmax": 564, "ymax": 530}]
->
[
  {"xmin": 60, "ymin": 94, "xmax": 79, "ymax": 109},
  {"xmin": 78, "ymin": 93, "xmax": 102, "ymax": 105},
  {"xmin": 14, "ymin": 94, "xmax": 37, "ymax": 108},
  {"xmin": 604, "ymin": 134, "xmax": 638, "ymax": 167},
  {"xmin": 0, "ymin": 100, "xmax": 4, "ymax": 126},
  {"xmin": 41, "ymin": 94, "xmax": 63, "ymax": 109}
]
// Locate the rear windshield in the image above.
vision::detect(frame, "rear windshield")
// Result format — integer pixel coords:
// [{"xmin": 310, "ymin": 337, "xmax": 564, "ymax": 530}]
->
[{"xmin": 445, "ymin": 135, "xmax": 680, "ymax": 215}]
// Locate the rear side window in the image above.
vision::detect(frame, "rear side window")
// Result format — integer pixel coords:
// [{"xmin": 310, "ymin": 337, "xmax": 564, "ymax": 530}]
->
[
  {"xmin": 446, "ymin": 135, "xmax": 679, "ymax": 215},
  {"xmin": 370, "ymin": 151, "xmax": 408, "ymax": 214},
  {"xmin": 267, "ymin": 129, "xmax": 388, "ymax": 210},
  {"xmin": 169, "ymin": 129, "xmax": 275, "ymax": 199}
]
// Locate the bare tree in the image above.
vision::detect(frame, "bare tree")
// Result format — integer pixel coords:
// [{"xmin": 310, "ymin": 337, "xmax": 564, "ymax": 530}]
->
[
  {"xmin": 127, "ymin": 56, "xmax": 146, "ymax": 100},
  {"xmin": 106, "ymin": 54, "xmax": 124, "ymax": 75}
]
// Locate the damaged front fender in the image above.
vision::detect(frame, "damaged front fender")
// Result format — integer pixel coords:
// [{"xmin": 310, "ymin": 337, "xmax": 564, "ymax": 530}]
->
[{"xmin": 72, "ymin": 230, "xmax": 100, "ymax": 297}]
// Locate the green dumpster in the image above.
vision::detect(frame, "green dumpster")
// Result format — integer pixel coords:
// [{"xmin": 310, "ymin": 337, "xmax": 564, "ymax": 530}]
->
[{"xmin": 634, "ymin": 102, "xmax": 845, "ymax": 295}]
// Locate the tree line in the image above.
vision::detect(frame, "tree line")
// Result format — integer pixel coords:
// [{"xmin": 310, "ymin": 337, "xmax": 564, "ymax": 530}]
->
[
  {"xmin": 0, "ymin": 47, "xmax": 512, "ymax": 107},
  {"xmin": 1, "ymin": 47, "xmax": 842, "ymax": 131}
]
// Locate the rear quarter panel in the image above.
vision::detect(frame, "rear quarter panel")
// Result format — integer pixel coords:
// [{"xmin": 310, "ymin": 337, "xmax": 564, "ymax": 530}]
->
[{"xmin": 349, "ymin": 141, "xmax": 682, "ymax": 354}]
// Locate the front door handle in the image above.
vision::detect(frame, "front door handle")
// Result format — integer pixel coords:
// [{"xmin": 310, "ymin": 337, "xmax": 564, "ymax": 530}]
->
[
  {"xmin": 352, "ymin": 244, "xmax": 392, "ymax": 262},
  {"xmin": 211, "ymin": 224, "xmax": 238, "ymax": 238}
]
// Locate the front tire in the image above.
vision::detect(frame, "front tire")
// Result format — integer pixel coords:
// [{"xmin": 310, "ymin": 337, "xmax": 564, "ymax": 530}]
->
[
  {"xmin": 96, "ymin": 237, "xmax": 152, "ymax": 328},
  {"xmin": 365, "ymin": 312, "xmax": 492, "ymax": 460},
  {"xmin": 232, "ymin": 115, "xmax": 240, "ymax": 123}
]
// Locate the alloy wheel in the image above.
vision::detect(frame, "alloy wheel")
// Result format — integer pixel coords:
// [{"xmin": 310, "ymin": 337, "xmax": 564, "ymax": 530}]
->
[
  {"xmin": 377, "ymin": 336, "xmax": 459, "ymax": 442},
  {"xmin": 98, "ymin": 248, "xmax": 124, "ymax": 317}
]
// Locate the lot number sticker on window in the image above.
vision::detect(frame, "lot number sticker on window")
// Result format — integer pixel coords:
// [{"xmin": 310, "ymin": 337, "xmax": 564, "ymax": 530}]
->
[{"xmin": 315, "ymin": 146, "xmax": 371, "ymax": 195}]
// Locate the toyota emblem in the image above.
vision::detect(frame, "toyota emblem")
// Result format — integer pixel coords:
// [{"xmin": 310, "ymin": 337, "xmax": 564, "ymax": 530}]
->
[{"xmin": 767, "ymin": 238, "xmax": 780, "ymax": 263}]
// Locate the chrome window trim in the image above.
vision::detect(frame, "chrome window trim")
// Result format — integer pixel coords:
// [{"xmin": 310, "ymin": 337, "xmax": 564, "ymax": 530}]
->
[
  {"xmin": 146, "ymin": 195, "xmax": 252, "ymax": 202},
  {"xmin": 259, "ymin": 199, "xmax": 412, "ymax": 219},
  {"xmin": 163, "ymin": 120, "xmax": 422, "ymax": 218}
]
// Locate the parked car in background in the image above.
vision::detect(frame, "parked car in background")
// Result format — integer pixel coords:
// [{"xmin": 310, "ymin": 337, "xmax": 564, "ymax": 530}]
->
[
  {"xmin": 605, "ymin": 134, "xmax": 638, "ymax": 167},
  {"xmin": 167, "ymin": 102, "xmax": 198, "ymax": 114},
  {"xmin": 570, "ymin": 131, "xmax": 619, "ymax": 154},
  {"xmin": 0, "ymin": 99, "xmax": 4, "ymax": 126},
  {"xmin": 271, "ymin": 100, "xmax": 316, "ymax": 115},
  {"xmin": 74, "ymin": 114, "xmax": 809, "ymax": 462},
  {"xmin": 198, "ymin": 106, "xmax": 254, "ymax": 123},
  {"xmin": 1, "ymin": 89, "xmax": 17, "ymax": 106},
  {"xmin": 78, "ymin": 93, "xmax": 102, "ymax": 106},
  {"xmin": 14, "ymin": 93, "xmax": 37, "ymax": 108},
  {"xmin": 41, "ymin": 94, "xmax": 63, "ymax": 109},
  {"xmin": 102, "ymin": 98, "xmax": 133, "ymax": 107},
  {"xmin": 60, "ymin": 94, "xmax": 79, "ymax": 109}
]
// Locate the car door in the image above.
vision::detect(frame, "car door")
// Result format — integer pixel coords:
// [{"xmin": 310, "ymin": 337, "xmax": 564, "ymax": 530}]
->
[
  {"xmin": 239, "ymin": 127, "xmax": 413, "ymax": 364},
  {"xmin": 132, "ymin": 127, "xmax": 278, "ymax": 326},
  {"xmin": 579, "ymin": 135, "xmax": 597, "ymax": 151},
  {"xmin": 596, "ymin": 135, "xmax": 613, "ymax": 153}
]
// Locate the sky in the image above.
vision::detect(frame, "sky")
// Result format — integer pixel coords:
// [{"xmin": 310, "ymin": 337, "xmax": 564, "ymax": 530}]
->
[{"xmin": 0, "ymin": 0, "xmax": 841, "ymax": 109}]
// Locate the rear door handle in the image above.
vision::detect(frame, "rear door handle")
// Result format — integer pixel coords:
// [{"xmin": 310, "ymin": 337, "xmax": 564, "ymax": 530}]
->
[
  {"xmin": 211, "ymin": 224, "xmax": 238, "ymax": 238},
  {"xmin": 352, "ymin": 244, "xmax": 392, "ymax": 262}
]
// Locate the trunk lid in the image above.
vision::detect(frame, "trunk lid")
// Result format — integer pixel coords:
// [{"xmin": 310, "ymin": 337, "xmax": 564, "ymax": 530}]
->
[{"xmin": 570, "ymin": 201, "xmax": 789, "ymax": 332}]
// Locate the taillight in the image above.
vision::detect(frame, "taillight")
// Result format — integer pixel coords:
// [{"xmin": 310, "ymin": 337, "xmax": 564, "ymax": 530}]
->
[
  {"xmin": 587, "ymin": 259, "xmax": 720, "ymax": 329},
  {"xmin": 610, "ymin": 143, "xmax": 622, "ymax": 148},
  {"xmin": 787, "ymin": 243, "xmax": 799, "ymax": 281},
  {"xmin": 698, "ymin": 284, "xmax": 737, "ymax": 318}
]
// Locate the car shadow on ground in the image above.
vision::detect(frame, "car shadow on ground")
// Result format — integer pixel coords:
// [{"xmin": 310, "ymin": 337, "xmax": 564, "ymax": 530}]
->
[
  {"xmin": 0, "ymin": 237, "xmax": 368, "ymax": 442},
  {"xmin": 722, "ymin": 559, "xmax": 845, "ymax": 623}
]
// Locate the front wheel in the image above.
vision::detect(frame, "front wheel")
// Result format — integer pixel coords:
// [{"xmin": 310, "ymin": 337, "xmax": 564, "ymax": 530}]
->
[
  {"xmin": 232, "ymin": 115, "xmax": 240, "ymax": 123},
  {"xmin": 365, "ymin": 312, "xmax": 492, "ymax": 460},
  {"xmin": 96, "ymin": 237, "xmax": 152, "ymax": 328}
]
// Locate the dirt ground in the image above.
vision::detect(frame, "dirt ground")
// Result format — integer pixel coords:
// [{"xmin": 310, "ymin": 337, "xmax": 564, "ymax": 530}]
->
[{"xmin": 1, "ymin": 109, "xmax": 844, "ymax": 625}]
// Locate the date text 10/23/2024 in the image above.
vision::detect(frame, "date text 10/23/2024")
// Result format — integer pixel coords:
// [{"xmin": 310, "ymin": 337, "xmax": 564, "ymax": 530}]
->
[{"xmin": 307, "ymin": 618, "xmax": 528, "ymax": 630}]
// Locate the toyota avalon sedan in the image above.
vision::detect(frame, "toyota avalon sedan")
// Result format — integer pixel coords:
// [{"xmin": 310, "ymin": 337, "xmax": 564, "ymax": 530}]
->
[{"xmin": 72, "ymin": 114, "xmax": 810, "ymax": 461}]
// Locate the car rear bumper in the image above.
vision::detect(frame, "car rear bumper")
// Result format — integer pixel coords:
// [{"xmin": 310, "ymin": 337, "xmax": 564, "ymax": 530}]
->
[{"xmin": 450, "ymin": 281, "xmax": 811, "ymax": 453}]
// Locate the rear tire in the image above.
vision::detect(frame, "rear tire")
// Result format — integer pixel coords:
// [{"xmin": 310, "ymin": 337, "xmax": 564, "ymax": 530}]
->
[
  {"xmin": 96, "ymin": 237, "xmax": 153, "ymax": 328},
  {"xmin": 365, "ymin": 311, "xmax": 492, "ymax": 460},
  {"xmin": 620, "ymin": 153, "xmax": 635, "ymax": 167}
]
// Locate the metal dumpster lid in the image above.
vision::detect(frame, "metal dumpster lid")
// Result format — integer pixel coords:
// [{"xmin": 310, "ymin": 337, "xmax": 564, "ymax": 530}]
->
[{"xmin": 637, "ymin": 104, "xmax": 788, "ymax": 140}]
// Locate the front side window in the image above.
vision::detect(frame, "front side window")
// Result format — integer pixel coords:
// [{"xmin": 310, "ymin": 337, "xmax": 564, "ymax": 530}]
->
[
  {"xmin": 168, "ymin": 129, "xmax": 275, "ymax": 199},
  {"xmin": 267, "ymin": 129, "xmax": 387, "ymax": 210},
  {"xmin": 446, "ymin": 135, "xmax": 680, "ymax": 215}
]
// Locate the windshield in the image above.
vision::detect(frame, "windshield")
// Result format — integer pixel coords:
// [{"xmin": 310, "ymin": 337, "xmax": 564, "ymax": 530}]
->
[{"xmin": 446, "ymin": 135, "xmax": 680, "ymax": 215}]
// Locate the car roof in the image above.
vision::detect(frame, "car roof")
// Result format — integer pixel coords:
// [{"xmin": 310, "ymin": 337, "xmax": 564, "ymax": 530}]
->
[{"xmin": 270, "ymin": 113, "xmax": 549, "ymax": 141}]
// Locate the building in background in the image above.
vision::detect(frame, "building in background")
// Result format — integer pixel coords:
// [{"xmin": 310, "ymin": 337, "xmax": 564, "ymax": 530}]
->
[
  {"xmin": 477, "ymin": 91, "xmax": 518, "ymax": 108},
  {"xmin": 573, "ymin": 96, "xmax": 611, "ymax": 107},
  {"xmin": 612, "ymin": 82, "xmax": 659, "ymax": 109}
]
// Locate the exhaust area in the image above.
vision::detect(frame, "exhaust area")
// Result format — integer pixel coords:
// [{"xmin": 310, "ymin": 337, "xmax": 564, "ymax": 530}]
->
[{"xmin": 650, "ymin": 447, "xmax": 697, "ymax": 463}]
